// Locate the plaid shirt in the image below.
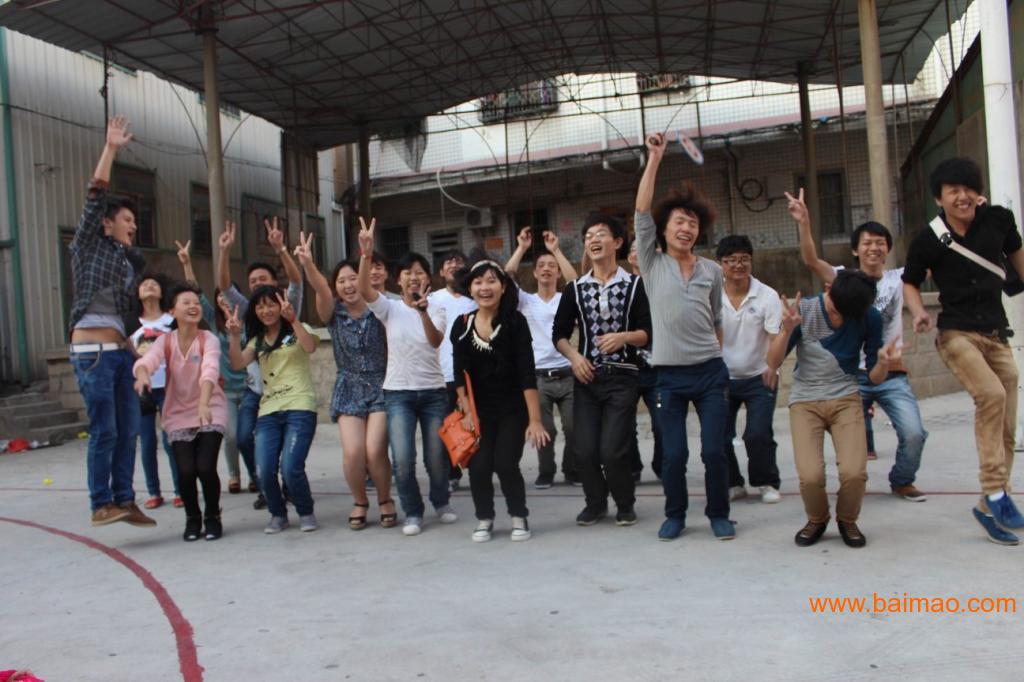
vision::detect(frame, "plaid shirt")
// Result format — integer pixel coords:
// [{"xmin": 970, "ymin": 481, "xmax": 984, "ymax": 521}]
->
[{"xmin": 68, "ymin": 179, "xmax": 144, "ymax": 335}]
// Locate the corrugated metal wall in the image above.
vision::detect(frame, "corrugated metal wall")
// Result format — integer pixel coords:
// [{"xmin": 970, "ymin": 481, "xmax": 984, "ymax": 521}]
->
[{"xmin": 0, "ymin": 29, "xmax": 283, "ymax": 381}]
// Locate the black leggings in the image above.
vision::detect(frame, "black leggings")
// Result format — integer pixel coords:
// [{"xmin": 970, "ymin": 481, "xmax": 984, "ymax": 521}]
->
[
  {"xmin": 171, "ymin": 432, "xmax": 223, "ymax": 519},
  {"xmin": 468, "ymin": 411, "xmax": 528, "ymax": 520}
]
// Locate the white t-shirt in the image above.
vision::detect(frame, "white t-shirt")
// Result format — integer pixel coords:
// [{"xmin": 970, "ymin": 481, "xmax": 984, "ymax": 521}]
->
[
  {"xmin": 130, "ymin": 313, "xmax": 174, "ymax": 388},
  {"xmin": 367, "ymin": 294, "xmax": 447, "ymax": 391},
  {"xmin": 720, "ymin": 277, "xmax": 782, "ymax": 380},
  {"xmin": 518, "ymin": 289, "xmax": 569, "ymax": 370},
  {"xmin": 427, "ymin": 288, "xmax": 478, "ymax": 383},
  {"xmin": 834, "ymin": 266, "xmax": 904, "ymax": 369}
]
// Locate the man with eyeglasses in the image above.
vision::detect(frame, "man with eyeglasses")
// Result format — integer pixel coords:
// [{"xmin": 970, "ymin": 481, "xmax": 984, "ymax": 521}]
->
[{"xmin": 717, "ymin": 236, "xmax": 783, "ymax": 504}]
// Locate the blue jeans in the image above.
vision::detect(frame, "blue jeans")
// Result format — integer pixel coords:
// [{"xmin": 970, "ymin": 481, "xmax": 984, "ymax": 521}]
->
[
  {"xmin": 656, "ymin": 359, "xmax": 730, "ymax": 520},
  {"xmin": 138, "ymin": 387, "xmax": 179, "ymax": 497},
  {"xmin": 724, "ymin": 376, "xmax": 780, "ymax": 489},
  {"xmin": 254, "ymin": 410, "xmax": 317, "ymax": 517},
  {"xmin": 223, "ymin": 389, "xmax": 257, "ymax": 480},
  {"xmin": 857, "ymin": 372, "xmax": 928, "ymax": 487},
  {"xmin": 237, "ymin": 388, "xmax": 260, "ymax": 475},
  {"xmin": 385, "ymin": 388, "xmax": 450, "ymax": 518},
  {"xmin": 630, "ymin": 365, "xmax": 662, "ymax": 476},
  {"xmin": 72, "ymin": 348, "xmax": 140, "ymax": 510}
]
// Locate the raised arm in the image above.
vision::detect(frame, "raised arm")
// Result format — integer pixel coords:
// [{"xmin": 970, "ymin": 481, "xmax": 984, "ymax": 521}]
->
[
  {"xmin": 216, "ymin": 220, "xmax": 237, "ymax": 293},
  {"xmin": 543, "ymin": 230, "xmax": 578, "ymax": 281},
  {"xmin": 265, "ymin": 216, "xmax": 301, "ymax": 285},
  {"xmin": 356, "ymin": 217, "xmax": 380, "ymax": 303},
  {"xmin": 277, "ymin": 292, "xmax": 317, "ymax": 354},
  {"xmin": 176, "ymin": 239, "xmax": 197, "ymax": 284},
  {"xmin": 636, "ymin": 132, "xmax": 665, "ymax": 213},
  {"xmin": 767, "ymin": 294, "xmax": 801, "ymax": 372},
  {"xmin": 294, "ymin": 231, "xmax": 334, "ymax": 323},
  {"xmin": 75, "ymin": 116, "xmax": 133, "ymax": 245},
  {"xmin": 504, "ymin": 227, "xmax": 532, "ymax": 277},
  {"xmin": 414, "ymin": 288, "xmax": 444, "ymax": 349},
  {"xmin": 225, "ymin": 305, "xmax": 255, "ymax": 369},
  {"xmin": 786, "ymin": 188, "xmax": 835, "ymax": 284}
]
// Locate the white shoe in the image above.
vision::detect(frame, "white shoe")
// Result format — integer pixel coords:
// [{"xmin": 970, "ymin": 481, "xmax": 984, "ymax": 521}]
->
[
  {"xmin": 299, "ymin": 513, "xmax": 319, "ymax": 532},
  {"xmin": 510, "ymin": 517, "xmax": 531, "ymax": 542},
  {"xmin": 472, "ymin": 519, "xmax": 493, "ymax": 543},
  {"xmin": 759, "ymin": 486, "xmax": 781, "ymax": 504},
  {"xmin": 402, "ymin": 516, "xmax": 422, "ymax": 536},
  {"xmin": 437, "ymin": 505, "xmax": 458, "ymax": 524},
  {"xmin": 729, "ymin": 486, "xmax": 748, "ymax": 502}
]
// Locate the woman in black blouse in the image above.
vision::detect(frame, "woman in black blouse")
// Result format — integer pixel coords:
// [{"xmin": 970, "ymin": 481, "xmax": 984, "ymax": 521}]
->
[{"xmin": 452, "ymin": 260, "xmax": 550, "ymax": 542}]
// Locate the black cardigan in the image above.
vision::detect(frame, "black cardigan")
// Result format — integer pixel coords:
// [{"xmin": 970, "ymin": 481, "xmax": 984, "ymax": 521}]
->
[{"xmin": 451, "ymin": 311, "xmax": 537, "ymax": 417}]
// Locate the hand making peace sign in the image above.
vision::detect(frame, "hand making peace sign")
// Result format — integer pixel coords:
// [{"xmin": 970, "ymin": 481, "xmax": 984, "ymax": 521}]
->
[
  {"xmin": 265, "ymin": 216, "xmax": 286, "ymax": 252},
  {"xmin": 225, "ymin": 304, "xmax": 242, "ymax": 337},
  {"xmin": 276, "ymin": 291, "xmax": 296, "ymax": 323},
  {"xmin": 784, "ymin": 188, "xmax": 809, "ymax": 224},
  {"xmin": 780, "ymin": 293, "xmax": 803, "ymax": 333},
  {"xmin": 293, "ymin": 230, "xmax": 315, "ymax": 267},
  {"xmin": 357, "ymin": 216, "xmax": 376, "ymax": 256}
]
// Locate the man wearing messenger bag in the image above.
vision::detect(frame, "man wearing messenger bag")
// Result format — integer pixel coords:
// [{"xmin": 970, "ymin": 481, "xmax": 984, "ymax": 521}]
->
[{"xmin": 903, "ymin": 157, "xmax": 1024, "ymax": 545}]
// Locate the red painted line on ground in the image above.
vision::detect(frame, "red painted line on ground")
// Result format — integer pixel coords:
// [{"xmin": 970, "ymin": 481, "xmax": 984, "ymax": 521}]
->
[{"xmin": 0, "ymin": 516, "xmax": 204, "ymax": 682}]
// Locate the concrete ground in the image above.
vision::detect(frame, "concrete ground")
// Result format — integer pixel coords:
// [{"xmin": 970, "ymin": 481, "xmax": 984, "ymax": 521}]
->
[{"xmin": 1, "ymin": 390, "xmax": 1022, "ymax": 682}]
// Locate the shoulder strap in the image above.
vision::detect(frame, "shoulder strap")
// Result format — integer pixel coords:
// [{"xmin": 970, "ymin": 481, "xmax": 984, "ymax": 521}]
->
[{"xmin": 929, "ymin": 216, "xmax": 1005, "ymax": 281}]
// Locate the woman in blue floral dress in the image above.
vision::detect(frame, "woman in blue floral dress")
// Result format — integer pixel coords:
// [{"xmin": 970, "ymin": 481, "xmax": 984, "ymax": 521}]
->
[{"xmin": 294, "ymin": 233, "xmax": 395, "ymax": 529}]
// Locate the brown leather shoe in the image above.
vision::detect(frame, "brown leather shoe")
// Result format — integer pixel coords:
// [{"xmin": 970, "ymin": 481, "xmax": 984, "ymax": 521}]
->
[
  {"xmin": 891, "ymin": 484, "xmax": 927, "ymax": 502},
  {"xmin": 837, "ymin": 520, "xmax": 867, "ymax": 548},
  {"xmin": 119, "ymin": 502, "xmax": 158, "ymax": 527},
  {"xmin": 91, "ymin": 503, "xmax": 130, "ymax": 527},
  {"xmin": 794, "ymin": 520, "xmax": 828, "ymax": 547}
]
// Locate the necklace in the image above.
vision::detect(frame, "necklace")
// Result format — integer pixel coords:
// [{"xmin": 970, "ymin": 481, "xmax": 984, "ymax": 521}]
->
[{"xmin": 471, "ymin": 323, "xmax": 501, "ymax": 352}]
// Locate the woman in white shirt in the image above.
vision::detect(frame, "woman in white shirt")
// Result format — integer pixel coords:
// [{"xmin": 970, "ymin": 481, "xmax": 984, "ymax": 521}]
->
[{"xmin": 357, "ymin": 218, "xmax": 457, "ymax": 537}]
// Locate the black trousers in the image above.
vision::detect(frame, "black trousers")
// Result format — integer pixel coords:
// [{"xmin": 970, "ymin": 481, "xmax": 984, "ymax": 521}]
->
[
  {"xmin": 574, "ymin": 371, "xmax": 638, "ymax": 510},
  {"xmin": 171, "ymin": 431, "xmax": 223, "ymax": 520},
  {"xmin": 469, "ymin": 410, "xmax": 529, "ymax": 520}
]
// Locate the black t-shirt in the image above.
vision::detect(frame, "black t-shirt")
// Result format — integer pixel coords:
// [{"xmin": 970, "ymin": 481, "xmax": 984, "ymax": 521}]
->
[
  {"xmin": 451, "ymin": 311, "xmax": 537, "ymax": 417},
  {"xmin": 902, "ymin": 204, "xmax": 1022, "ymax": 332}
]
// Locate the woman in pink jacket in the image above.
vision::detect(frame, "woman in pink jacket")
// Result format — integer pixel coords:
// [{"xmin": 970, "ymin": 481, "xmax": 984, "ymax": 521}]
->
[{"xmin": 134, "ymin": 282, "xmax": 228, "ymax": 541}]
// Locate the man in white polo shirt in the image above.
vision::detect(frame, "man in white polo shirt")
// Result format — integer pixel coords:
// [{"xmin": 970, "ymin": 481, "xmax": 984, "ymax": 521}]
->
[
  {"xmin": 718, "ymin": 235, "xmax": 783, "ymax": 504},
  {"xmin": 505, "ymin": 227, "xmax": 580, "ymax": 488}
]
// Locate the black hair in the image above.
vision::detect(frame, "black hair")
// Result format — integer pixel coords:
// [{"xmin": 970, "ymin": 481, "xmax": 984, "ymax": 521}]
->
[
  {"xmin": 652, "ymin": 182, "xmax": 716, "ymax": 251},
  {"xmin": 247, "ymin": 261, "xmax": 278, "ymax": 280},
  {"xmin": 212, "ymin": 286, "xmax": 229, "ymax": 333},
  {"xmin": 103, "ymin": 196, "xmax": 137, "ymax": 222},
  {"xmin": 394, "ymin": 252, "xmax": 432, "ymax": 276},
  {"xmin": 716, "ymin": 235, "xmax": 754, "ymax": 259},
  {"xmin": 166, "ymin": 280, "xmax": 210, "ymax": 331},
  {"xmin": 440, "ymin": 248, "xmax": 468, "ymax": 265},
  {"xmin": 580, "ymin": 213, "xmax": 628, "ymax": 259},
  {"xmin": 244, "ymin": 284, "xmax": 294, "ymax": 358},
  {"xmin": 137, "ymin": 271, "xmax": 172, "ymax": 311},
  {"xmin": 369, "ymin": 251, "xmax": 388, "ymax": 268},
  {"xmin": 329, "ymin": 259, "xmax": 360, "ymax": 300},
  {"xmin": 828, "ymin": 269, "xmax": 877, "ymax": 321},
  {"xmin": 459, "ymin": 260, "xmax": 520, "ymax": 325},
  {"xmin": 533, "ymin": 250, "xmax": 558, "ymax": 266},
  {"xmin": 850, "ymin": 221, "xmax": 892, "ymax": 251},
  {"xmin": 929, "ymin": 157, "xmax": 984, "ymax": 198}
]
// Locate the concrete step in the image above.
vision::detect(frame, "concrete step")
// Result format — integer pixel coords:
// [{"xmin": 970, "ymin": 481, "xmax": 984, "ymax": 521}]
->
[
  {"xmin": 0, "ymin": 393, "xmax": 51, "ymax": 408},
  {"xmin": 13, "ymin": 410, "xmax": 83, "ymax": 430},
  {"xmin": 15, "ymin": 421, "xmax": 90, "ymax": 447},
  {"xmin": 2, "ymin": 400, "xmax": 66, "ymax": 418}
]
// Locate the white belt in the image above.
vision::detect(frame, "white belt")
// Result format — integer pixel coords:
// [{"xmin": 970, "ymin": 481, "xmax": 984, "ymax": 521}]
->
[{"xmin": 69, "ymin": 342, "xmax": 127, "ymax": 354}]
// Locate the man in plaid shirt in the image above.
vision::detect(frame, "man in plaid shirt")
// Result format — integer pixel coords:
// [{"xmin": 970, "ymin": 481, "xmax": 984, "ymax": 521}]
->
[{"xmin": 69, "ymin": 115, "xmax": 156, "ymax": 528}]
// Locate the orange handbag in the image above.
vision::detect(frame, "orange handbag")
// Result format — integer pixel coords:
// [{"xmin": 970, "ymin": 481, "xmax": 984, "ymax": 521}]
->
[{"xmin": 439, "ymin": 371, "xmax": 480, "ymax": 468}]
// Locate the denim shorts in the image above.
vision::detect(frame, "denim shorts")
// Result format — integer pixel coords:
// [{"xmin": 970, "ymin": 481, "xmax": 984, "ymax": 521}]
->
[{"xmin": 330, "ymin": 372, "xmax": 386, "ymax": 420}]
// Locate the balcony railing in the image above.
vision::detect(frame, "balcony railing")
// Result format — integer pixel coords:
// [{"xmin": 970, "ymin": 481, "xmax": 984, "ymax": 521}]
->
[{"xmin": 478, "ymin": 79, "xmax": 559, "ymax": 123}]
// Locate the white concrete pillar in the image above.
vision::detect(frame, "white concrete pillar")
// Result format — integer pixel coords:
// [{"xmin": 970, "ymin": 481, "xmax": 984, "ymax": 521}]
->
[
  {"xmin": 858, "ymin": 0, "xmax": 893, "ymax": 226},
  {"xmin": 202, "ymin": 29, "xmax": 227, "ymax": 265}
]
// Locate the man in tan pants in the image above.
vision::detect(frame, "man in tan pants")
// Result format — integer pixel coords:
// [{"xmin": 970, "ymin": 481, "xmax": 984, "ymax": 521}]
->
[
  {"xmin": 903, "ymin": 157, "xmax": 1024, "ymax": 545},
  {"xmin": 767, "ymin": 270, "xmax": 899, "ymax": 548}
]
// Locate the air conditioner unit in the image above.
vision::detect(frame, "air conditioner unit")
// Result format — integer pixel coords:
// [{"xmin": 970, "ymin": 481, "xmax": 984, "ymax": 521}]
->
[{"xmin": 464, "ymin": 207, "xmax": 493, "ymax": 230}]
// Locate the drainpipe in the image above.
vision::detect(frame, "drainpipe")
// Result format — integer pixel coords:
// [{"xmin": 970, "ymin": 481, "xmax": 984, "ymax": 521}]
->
[{"xmin": 0, "ymin": 29, "xmax": 31, "ymax": 385}]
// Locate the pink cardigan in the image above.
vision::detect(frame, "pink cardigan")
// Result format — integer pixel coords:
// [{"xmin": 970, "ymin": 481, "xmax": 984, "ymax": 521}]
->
[{"xmin": 133, "ymin": 330, "xmax": 227, "ymax": 434}]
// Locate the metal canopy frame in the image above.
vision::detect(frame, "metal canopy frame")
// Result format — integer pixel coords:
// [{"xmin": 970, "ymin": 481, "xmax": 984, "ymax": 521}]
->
[{"xmin": 0, "ymin": 0, "xmax": 966, "ymax": 149}]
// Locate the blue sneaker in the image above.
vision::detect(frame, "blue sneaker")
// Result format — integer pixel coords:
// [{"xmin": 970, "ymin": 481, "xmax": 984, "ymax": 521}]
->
[
  {"xmin": 658, "ymin": 517, "xmax": 685, "ymax": 541},
  {"xmin": 972, "ymin": 507, "xmax": 1020, "ymax": 546},
  {"xmin": 710, "ymin": 517, "xmax": 736, "ymax": 540},
  {"xmin": 987, "ymin": 493, "xmax": 1024, "ymax": 530}
]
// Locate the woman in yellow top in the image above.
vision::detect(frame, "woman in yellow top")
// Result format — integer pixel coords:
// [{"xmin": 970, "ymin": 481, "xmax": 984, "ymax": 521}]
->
[{"xmin": 227, "ymin": 285, "xmax": 318, "ymax": 534}]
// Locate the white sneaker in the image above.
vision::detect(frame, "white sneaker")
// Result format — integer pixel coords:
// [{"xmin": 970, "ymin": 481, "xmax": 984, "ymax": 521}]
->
[
  {"xmin": 472, "ymin": 519, "xmax": 493, "ymax": 543},
  {"xmin": 437, "ymin": 505, "xmax": 458, "ymax": 524},
  {"xmin": 729, "ymin": 486, "xmax": 748, "ymax": 502},
  {"xmin": 402, "ymin": 516, "xmax": 423, "ymax": 536},
  {"xmin": 299, "ymin": 513, "xmax": 319, "ymax": 532},
  {"xmin": 759, "ymin": 486, "xmax": 781, "ymax": 504},
  {"xmin": 510, "ymin": 517, "xmax": 531, "ymax": 542}
]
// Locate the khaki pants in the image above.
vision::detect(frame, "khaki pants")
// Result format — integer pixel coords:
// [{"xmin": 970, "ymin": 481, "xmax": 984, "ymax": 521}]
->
[
  {"xmin": 790, "ymin": 393, "xmax": 868, "ymax": 524},
  {"xmin": 936, "ymin": 330, "xmax": 1018, "ymax": 495}
]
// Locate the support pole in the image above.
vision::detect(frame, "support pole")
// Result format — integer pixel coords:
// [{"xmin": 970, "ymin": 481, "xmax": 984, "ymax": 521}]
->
[
  {"xmin": 857, "ymin": 0, "xmax": 892, "ymax": 226},
  {"xmin": 798, "ymin": 62, "xmax": 822, "ymax": 288},
  {"xmin": 202, "ymin": 29, "xmax": 226, "ymax": 268},
  {"xmin": 358, "ymin": 124, "xmax": 371, "ymax": 219},
  {"xmin": 978, "ymin": 0, "xmax": 1024, "ymax": 445}
]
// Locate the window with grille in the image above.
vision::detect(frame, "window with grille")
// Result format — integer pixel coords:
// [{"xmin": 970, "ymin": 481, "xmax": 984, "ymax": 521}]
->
[
  {"xmin": 478, "ymin": 80, "xmax": 558, "ymax": 123},
  {"xmin": 796, "ymin": 171, "xmax": 850, "ymax": 236},
  {"xmin": 111, "ymin": 164, "xmax": 157, "ymax": 248},
  {"xmin": 190, "ymin": 184, "xmax": 212, "ymax": 255},
  {"xmin": 429, "ymin": 231, "xmax": 461, "ymax": 272},
  {"xmin": 379, "ymin": 225, "xmax": 410, "ymax": 262}
]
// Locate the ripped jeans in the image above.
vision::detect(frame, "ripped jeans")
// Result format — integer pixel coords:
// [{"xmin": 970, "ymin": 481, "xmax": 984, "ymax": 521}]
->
[{"xmin": 254, "ymin": 409, "xmax": 317, "ymax": 517}]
